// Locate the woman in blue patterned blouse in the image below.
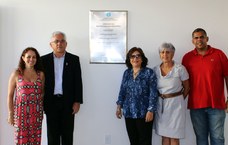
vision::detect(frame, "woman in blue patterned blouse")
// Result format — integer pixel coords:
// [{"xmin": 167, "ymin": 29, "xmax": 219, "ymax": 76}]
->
[{"xmin": 116, "ymin": 47, "xmax": 158, "ymax": 145}]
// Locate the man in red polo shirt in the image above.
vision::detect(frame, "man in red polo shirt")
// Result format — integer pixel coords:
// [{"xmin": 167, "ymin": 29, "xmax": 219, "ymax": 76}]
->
[{"xmin": 182, "ymin": 28, "xmax": 228, "ymax": 145}]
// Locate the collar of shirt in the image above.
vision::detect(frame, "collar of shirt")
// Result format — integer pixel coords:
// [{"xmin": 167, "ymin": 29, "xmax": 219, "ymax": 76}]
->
[
  {"xmin": 53, "ymin": 52, "xmax": 66, "ymax": 59},
  {"xmin": 193, "ymin": 45, "xmax": 214, "ymax": 56}
]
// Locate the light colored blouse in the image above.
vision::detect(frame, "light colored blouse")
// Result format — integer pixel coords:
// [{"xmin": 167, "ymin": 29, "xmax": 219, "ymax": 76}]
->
[{"xmin": 153, "ymin": 61, "xmax": 189, "ymax": 94}]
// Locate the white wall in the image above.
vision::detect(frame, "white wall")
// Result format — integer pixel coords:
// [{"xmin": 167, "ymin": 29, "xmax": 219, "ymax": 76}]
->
[{"xmin": 1, "ymin": 0, "xmax": 228, "ymax": 145}]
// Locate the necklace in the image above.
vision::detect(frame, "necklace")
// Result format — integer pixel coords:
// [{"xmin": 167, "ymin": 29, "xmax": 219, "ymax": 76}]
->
[{"xmin": 133, "ymin": 69, "xmax": 141, "ymax": 79}]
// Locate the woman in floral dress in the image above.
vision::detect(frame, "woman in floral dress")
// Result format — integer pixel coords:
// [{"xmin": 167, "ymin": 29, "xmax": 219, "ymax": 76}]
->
[{"xmin": 7, "ymin": 47, "xmax": 45, "ymax": 145}]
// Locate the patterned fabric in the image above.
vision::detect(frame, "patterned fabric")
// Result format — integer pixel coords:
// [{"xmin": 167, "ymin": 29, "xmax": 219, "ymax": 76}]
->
[
  {"xmin": 14, "ymin": 72, "xmax": 43, "ymax": 145},
  {"xmin": 116, "ymin": 67, "xmax": 158, "ymax": 118}
]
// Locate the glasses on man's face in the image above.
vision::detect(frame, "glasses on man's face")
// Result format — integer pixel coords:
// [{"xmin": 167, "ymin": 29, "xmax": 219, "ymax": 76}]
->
[
  {"xmin": 51, "ymin": 40, "xmax": 66, "ymax": 44},
  {"xmin": 130, "ymin": 54, "xmax": 141, "ymax": 59}
]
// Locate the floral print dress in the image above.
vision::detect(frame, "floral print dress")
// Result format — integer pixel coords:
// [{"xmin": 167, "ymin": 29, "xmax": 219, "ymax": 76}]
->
[{"xmin": 14, "ymin": 72, "xmax": 43, "ymax": 145}]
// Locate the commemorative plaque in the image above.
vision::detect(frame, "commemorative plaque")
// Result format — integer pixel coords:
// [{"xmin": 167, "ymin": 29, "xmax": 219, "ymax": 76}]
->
[{"xmin": 89, "ymin": 10, "xmax": 128, "ymax": 63}]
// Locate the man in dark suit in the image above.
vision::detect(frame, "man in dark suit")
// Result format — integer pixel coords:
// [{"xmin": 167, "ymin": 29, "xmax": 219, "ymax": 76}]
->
[{"xmin": 41, "ymin": 31, "xmax": 83, "ymax": 145}]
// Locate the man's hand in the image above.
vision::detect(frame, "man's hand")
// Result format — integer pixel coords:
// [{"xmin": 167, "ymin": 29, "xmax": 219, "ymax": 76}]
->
[{"xmin": 72, "ymin": 103, "xmax": 80, "ymax": 114}]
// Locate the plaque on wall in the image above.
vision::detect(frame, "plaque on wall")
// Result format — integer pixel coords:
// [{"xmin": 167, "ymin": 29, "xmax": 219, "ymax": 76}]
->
[{"xmin": 89, "ymin": 10, "xmax": 128, "ymax": 63}]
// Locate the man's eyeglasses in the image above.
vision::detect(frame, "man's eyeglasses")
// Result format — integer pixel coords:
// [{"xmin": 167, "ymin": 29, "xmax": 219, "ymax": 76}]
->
[
  {"xmin": 51, "ymin": 40, "xmax": 66, "ymax": 44},
  {"xmin": 130, "ymin": 54, "xmax": 141, "ymax": 59}
]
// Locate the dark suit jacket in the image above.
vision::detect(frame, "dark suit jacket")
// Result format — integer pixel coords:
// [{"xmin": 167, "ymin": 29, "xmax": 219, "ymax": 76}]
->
[{"xmin": 41, "ymin": 52, "xmax": 83, "ymax": 113}]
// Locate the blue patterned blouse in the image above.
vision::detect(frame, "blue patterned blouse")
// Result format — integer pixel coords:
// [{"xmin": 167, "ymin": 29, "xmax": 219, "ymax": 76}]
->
[{"xmin": 116, "ymin": 67, "xmax": 158, "ymax": 118}]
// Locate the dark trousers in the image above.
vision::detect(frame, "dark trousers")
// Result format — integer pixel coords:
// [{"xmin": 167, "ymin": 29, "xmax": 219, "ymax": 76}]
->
[
  {"xmin": 46, "ymin": 97, "xmax": 75, "ymax": 145},
  {"xmin": 125, "ymin": 118, "xmax": 153, "ymax": 145}
]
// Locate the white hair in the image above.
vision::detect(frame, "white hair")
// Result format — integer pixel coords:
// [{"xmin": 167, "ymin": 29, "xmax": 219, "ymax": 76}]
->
[
  {"xmin": 51, "ymin": 31, "xmax": 67, "ymax": 40},
  {"xmin": 158, "ymin": 42, "xmax": 175, "ymax": 53}
]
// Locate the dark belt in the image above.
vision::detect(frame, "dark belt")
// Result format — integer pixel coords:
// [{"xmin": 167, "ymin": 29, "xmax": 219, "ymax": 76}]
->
[
  {"xmin": 159, "ymin": 91, "xmax": 183, "ymax": 99},
  {"xmin": 159, "ymin": 91, "xmax": 183, "ymax": 113},
  {"xmin": 54, "ymin": 94, "xmax": 63, "ymax": 98}
]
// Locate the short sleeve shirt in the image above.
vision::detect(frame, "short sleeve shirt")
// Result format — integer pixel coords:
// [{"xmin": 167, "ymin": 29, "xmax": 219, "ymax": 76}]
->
[
  {"xmin": 153, "ymin": 62, "xmax": 189, "ymax": 94},
  {"xmin": 182, "ymin": 46, "xmax": 228, "ymax": 109}
]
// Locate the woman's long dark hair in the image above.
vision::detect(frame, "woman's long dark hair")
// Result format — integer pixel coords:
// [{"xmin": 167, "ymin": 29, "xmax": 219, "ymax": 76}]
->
[{"xmin": 18, "ymin": 47, "xmax": 43, "ymax": 73}]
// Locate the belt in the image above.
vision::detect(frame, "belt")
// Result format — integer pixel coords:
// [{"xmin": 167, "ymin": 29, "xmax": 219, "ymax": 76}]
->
[
  {"xmin": 159, "ymin": 91, "xmax": 183, "ymax": 99},
  {"xmin": 54, "ymin": 94, "xmax": 63, "ymax": 97},
  {"xmin": 159, "ymin": 90, "xmax": 183, "ymax": 113}
]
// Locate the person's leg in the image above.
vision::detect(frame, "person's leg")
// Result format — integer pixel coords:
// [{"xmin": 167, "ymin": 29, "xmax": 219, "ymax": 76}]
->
[
  {"xmin": 170, "ymin": 138, "xmax": 179, "ymax": 145},
  {"xmin": 207, "ymin": 108, "xmax": 226, "ymax": 145},
  {"xmin": 125, "ymin": 118, "xmax": 139, "ymax": 145},
  {"xmin": 162, "ymin": 136, "xmax": 170, "ymax": 145},
  {"xmin": 61, "ymin": 110, "xmax": 74, "ymax": 145},
  {"xmin": 46, "ymin": 112, "xmax": 61, "ymax": 145},
  {"xmin": 136, "ymin": 119, "xmax": 153, "ymax": 145},
  {"xmin": 190, "ymin": 109, "xmax": 209, "ymax": 145},
  {"xmin": 46, "ymin": 97, "xmax": 64, "ymax": 145}
]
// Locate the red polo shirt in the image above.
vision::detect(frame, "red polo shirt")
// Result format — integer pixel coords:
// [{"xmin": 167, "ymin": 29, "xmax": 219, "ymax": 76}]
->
[{"xmin": 182, "ymin": 46, "xmax": 228, "ymax": 109}]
